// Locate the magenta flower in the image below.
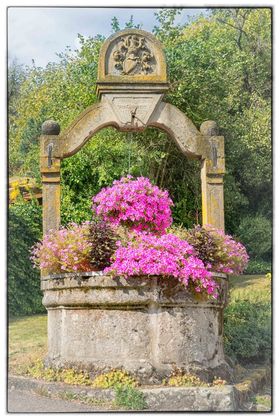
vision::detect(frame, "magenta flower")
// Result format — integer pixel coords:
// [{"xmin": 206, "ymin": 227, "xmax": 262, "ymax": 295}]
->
[
  {"xmin": 92, "ymin": 176, "xmax": 173, "ymax": 234},
  {"xmin": 104, "ymin": 232, "xmax": 218, "ymax": 298}
]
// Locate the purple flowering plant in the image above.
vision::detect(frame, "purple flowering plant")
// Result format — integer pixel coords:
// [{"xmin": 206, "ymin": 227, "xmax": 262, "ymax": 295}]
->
[
  {"xmin": 104, "ymin": 231, "xmax": 218, "ymax": 298},
  {"xmin": 31, "ymin": 175, "xmax": 249, "ymax": 299}
]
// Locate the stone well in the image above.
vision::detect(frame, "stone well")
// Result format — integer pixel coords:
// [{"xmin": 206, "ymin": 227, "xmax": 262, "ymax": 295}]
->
[{"xmin": 41, "ymin": 272, "xmax": 232, "ymax": 384}]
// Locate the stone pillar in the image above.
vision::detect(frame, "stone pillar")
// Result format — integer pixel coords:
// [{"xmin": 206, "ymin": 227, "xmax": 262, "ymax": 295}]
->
[
  {"xmin": 200, "ymin": 121, "xmax": 225, "ymax": 231},
  {"xmin": 40, "ymin": 120, "xmax": 61, "ymax": 235}
]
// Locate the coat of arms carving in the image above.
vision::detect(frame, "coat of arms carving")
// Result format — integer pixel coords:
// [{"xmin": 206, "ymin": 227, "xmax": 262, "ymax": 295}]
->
[{"xmin": 112, "ymin": 35, "xmax": 155, "ymax": 75}]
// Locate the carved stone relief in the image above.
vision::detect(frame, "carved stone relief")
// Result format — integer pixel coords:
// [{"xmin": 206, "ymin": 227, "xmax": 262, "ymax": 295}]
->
[{"xmin": 108, "ymin": 34, "xmax": 156, "ymax": 76}]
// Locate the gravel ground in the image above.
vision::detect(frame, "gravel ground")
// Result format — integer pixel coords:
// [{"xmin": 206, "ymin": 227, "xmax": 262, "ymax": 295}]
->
[{"xmin": 7, "ymin": 389, "xmax": 113, "ymax": 413}]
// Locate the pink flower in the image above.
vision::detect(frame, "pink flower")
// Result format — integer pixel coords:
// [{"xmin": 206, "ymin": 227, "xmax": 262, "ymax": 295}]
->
[
  {"xmin": 104, "ymin": 232, "xmax": 218, "ymax": 298},
  {"xmin": 30, "ymin": 222, "xmax": 92, "ymax": 274},
  {"xmin": 92, "ymin": 176, "xmax": 173, "ymax": 234}
]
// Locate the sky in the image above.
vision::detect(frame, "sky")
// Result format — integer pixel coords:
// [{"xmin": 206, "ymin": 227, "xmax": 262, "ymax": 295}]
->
[{"xmin": 8, "ymin": 7, "xmax": 206, "ymax": 67}]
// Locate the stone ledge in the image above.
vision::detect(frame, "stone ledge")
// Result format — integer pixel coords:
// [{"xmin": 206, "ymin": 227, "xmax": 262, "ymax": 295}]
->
[
  {"xmin": 41, "ymin": 274, "xmax": 227, "ymax": 308},
  {"xmin": 41, "ymin": 271, "xmax": 227, "ymax": 281},
  {"xmin": 8, "ymin": 373, "xmax": 269, "ymax": 412}
]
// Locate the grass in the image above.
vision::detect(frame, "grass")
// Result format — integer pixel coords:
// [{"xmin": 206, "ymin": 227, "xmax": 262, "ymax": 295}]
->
[
  {"xmin": 9, "ymin": 314, "xmax": 47, "ymax": 374},
  {"xmin": 253, "ymin": 394, "xmax": 271, "ymax": 411},
  {"xmin": 115, "ymin": 386, "xmax": 147, "ymax": 410},
  {"xmin": 224, "ymin": 273, "xmax": 271, "ymax": 364},
  {"xmin": 228, "ymin": 274, "xmax": 271, "ymax": 303}
]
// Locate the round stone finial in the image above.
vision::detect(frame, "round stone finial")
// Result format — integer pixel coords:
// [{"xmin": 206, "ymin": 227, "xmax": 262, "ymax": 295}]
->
[
  {"xmin": 200, "ymin": 121, "xmax": 219, "ymax": 136},
  {"xmin": 41, "ymin": 120, "xmax": 61, "ymax": 135}
]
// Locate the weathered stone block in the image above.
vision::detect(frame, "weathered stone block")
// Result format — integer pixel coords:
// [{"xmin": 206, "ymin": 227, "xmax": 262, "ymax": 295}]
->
[{"xmin": 41, "ymin": 273, "xmax": 231, "ymax": 384}]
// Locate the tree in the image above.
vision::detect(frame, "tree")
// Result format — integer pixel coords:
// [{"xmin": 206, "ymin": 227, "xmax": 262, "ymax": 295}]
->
[{"xmin": 8, "ymin": 9, "xmax": 272, "ymax": 268}]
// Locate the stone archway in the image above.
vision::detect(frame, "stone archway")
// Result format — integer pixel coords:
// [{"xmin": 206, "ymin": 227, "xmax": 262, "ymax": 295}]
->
[
  {"xmin": 39, "ymin": 29, "xmax": 231, "ymax": 388},
  {"xmin": 40, "ymin": 29, "xmax": 225, "ymax": 235}
]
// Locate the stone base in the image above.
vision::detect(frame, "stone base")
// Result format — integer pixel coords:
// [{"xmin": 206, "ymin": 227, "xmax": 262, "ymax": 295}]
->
[
  {"xmin": 9, "ymin": 375, "xmax": 253, "ymax": 411},
  {"xmin": 41, "ymin": 273, "xmax": 232, "ymax": 384}
]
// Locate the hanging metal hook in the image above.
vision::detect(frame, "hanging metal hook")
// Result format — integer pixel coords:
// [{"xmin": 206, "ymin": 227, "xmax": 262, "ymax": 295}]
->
[
  {"xmin": 47, "ymin": 143, "xmax": 54, "ymax": 168},
  {"xmin": 130, "ymin": 107, "xmax": 137, "ymax": 126}
]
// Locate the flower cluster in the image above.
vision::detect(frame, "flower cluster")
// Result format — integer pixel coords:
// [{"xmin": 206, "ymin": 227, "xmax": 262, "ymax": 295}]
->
[
  {"xmin": 92, "ymin": 175, "xmax": 173, "ymax": 234},
  {"xmin": 104, "ymin": 232, "xmax": 218, "ymax": 298},
  {"xmin": 31, "ymin": 174, "xmax": 248, "ymax": 300},
  {"xmin": 175, "ymin": 225, "xmax": 249, "ymax": 275},
  {"xmin": 207, "ymin": 227, "xmax": 249, "ymax": 275},
  {"xmin": 31, "ymin": 222, "xmax": 93, "ymax": 273}
]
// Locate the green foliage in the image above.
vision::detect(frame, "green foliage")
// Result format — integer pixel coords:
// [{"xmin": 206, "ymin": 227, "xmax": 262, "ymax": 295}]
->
[
  {"xmin": 8, "ymin": 60, "xmax": 27, "ymax": 105},
  {"xmin": 252, "ymin": 394, "xmax": 271, "ymax": 411},
  {"xmin": 115, "ymin": 386, "xmax": 147, "ymax": 410},
  {"xmin": 92, "ymin": 370, "xmax": 138, "ymax": 389},
  {"xmin": 9, "ymin": 10, "xmax": 272, "ymax": 261},
  {"xmin": 26, "ymin": 359, "xmax": 58, "ymax": 381},
  {"xmin": 245, "ymin": 259, "xmax": 271, "ymax": 275},
  {"xmin": 88, "ymin": 218, "xmax": 119, "ymax": 270},
  {"xmin": 224, "ymin": 299, "xmax": 271, "ymax": 363},
  {"xmin": 237, "ymin": 215, "xmax": 272, "ymax": 262},
  {"xmin": 8, "ymin": 201, "xmax": 45, "ymax": 317},
  {"xmin": 154, "ymin": 8, "xmax": 271, "ymax": 233},
  {"xmin": 225, "ymin": 273, "xmax": 271, "ymax": 363}
]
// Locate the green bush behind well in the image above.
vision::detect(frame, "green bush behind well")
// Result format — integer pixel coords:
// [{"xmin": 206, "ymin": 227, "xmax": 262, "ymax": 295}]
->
[
  {"xmin": 224, "ymin": 275, "xmax": 271, "ymax": 363},
  {"xmin": 8, "ymin": 200, "xmax": 45, "ymax": 317}
]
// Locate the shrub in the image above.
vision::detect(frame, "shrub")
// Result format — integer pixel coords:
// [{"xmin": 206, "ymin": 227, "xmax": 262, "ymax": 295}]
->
[
  {"xmin": 245, "ymin": 259, "xmax": 271, "ymax": 274},
  {"xmin": 224, "ymin": 299, "xmax": 271, "ymax": 363},
  {"xmin": 104, "ymin": 232, "xmax": 218, "ymax": 298},
  {"xmin": 88, "ymin": 217, "xmax": 119, "ymax": 270},
  {"xmin": 92, "ymin": 175, "xmax": 173, "ymax": 234},
  {"xmin": 8, "ymin": 200, "xmax": 45, "ymax": 317},
  {"xmin": 60, "ymin": 368, "xmax": 92, "ymax": 386},
  {"xmin": 173, "ymin": 225, "xmax": 249, "ymax": 275},
  {"xmin": 115, "ymin": 386, "xmax": 147, "ymax": 410},
  {"xmin": 237, "ymin": 215, "xmax": 272, "ymax": 262},
  {"xmin": 31, "ymin": 222, "xmax": 93, "ymax": 273},
  {"xmin": 92, "ymin": 370, "xmax": 138, "ymax": 389}
]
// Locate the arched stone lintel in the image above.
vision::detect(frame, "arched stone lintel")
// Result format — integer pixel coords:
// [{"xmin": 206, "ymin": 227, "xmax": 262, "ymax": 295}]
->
[
  {"xmin": 59, "ymin": 101, "xmax": 120, "ymax": 158},
  {"xmin": 148, "ymin": 102, "xmax": 205, "ymax": 159},
  {"xmin": 40, "ymin": 98, "xmax": 226, "ymax": 235},
  {"xmin": 58, "ymin": 99, "xmax": 207, "ymax": 160}
]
